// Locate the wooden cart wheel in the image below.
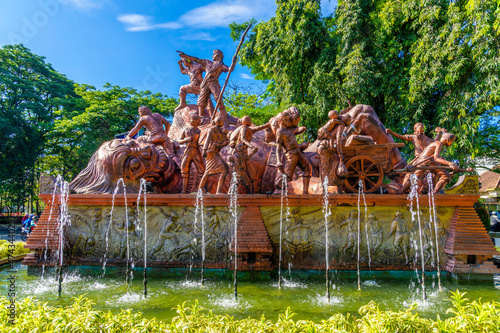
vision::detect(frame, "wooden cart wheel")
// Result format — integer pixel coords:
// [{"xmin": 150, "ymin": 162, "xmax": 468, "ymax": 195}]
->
[{"xmin": 344, "ymin": 155, "xmax": 384, "ymax": 193}]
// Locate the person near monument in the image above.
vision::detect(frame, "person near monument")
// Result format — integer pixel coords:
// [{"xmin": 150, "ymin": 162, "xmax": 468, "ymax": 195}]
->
[
  {"xmin": 198, "ymin": 116, "xmax": 229, "ymax": 194},
  {"xmin": 177, "ymin": 50, "xmax": 229, "ymax": 122},
  {"xmin": 178, "ymin": 113, "xmax": 205, "ymax": 193},
  {"xmin": 125, "ymin": 106, "xmax": 180, "ymax": 167},
  {"xmin": 490, "ymin": 211, "xmax": 500, "ymax": 232},
  {"xmin": 228, "ymin": 142, "xmax": 258, "ymax": 194},
  {"xmin": 275, "ymin": 108, "xmax": 312, "ymax": 194},
  {"xmin": 229, "ymin": 115, "xmax": 270, "ymax": 193}
]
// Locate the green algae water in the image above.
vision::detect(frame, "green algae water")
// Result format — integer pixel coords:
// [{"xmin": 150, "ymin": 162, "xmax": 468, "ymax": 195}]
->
[{"xmin": 3, "ymin": 263, "xmax": 499, "ymax": 322}]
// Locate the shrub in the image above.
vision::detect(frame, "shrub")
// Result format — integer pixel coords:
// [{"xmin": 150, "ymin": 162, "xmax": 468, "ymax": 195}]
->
[
  {"xmin": 0, "ymin": 291, "xmax": 498, "ymax": 332},
  {"xmin": 0, "ymin": 240, "xmax": 30, "ymax": 260}
]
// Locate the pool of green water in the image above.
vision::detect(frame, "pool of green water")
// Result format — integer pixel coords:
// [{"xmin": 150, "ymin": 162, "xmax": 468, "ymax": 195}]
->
[{"xmin": 2, "ymin": 263, "xmax": 499, "ymax": 322}]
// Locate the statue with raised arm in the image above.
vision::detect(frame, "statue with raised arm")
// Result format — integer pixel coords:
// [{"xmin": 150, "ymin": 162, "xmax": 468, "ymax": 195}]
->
[
  {"xmin": 175, "ymin": 58, "xmax": 214, "ymax": 113},
  {"xmin": 198, "ymin": 116, "xmax": 229, "ymax": 194},
  {"xmin": 229, "ymin": 115, "xmax": 270, "ymax": 193},
  {"xmin": 178, "ymin": 113, "xmax": 205, "ymax": 193},
  {"xmin": 177, "ymin": 50, "xmax": 229, "ymax": 123},
  {"xmin": 386, "ymin": 123, "xmax": 447, "ymax": 157},
  {"xmin": 125, "ymin": 106, "xmax": 180, "ymax": 168},
  {"xmin": 275, "ymin": 107, "xmax": 311, "ymax": 194}
]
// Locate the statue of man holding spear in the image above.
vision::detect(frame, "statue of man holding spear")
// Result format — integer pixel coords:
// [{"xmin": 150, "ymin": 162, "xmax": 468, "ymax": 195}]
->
[{"xmin": 176, "ymin": 23, "xmax": 253, "ymax": 125}]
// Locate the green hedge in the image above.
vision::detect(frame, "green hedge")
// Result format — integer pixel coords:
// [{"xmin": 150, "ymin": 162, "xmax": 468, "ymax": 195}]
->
[
  {"xmin": 0, "ymin": 240, "xmax": 30, "ymax": 260},
  {"xmin": 1, "ymin": 291, "xmax": 499, "ymax": 332}
]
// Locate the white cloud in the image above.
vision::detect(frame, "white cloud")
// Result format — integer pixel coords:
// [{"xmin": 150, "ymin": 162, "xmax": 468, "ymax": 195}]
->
[
  {"xmin": 117, "ymin": 14, "xmax": 155, "ymax": 32},
  {"xmin": 240, "ymin": 73, "xmax": 253, "ymax": 79},
  {"xmin": 60, "ymin": 0, "xmax": 102, "ymax": 10},
  {"xmin": 180, "ymin": 32, "xmax": 216, "ymax": 42},
  {"xmin": 117, "ymin": 0, "xmax": 276, "ymax": 32}
]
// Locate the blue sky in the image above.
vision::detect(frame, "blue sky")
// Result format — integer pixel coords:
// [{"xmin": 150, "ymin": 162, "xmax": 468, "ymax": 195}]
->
[{"xmin": 0, "ymin": 0, "xmax": 337, "ymax": 98}]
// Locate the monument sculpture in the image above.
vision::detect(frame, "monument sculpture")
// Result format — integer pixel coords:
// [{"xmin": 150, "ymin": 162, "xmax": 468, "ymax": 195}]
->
[
  {"xmin": 24, "ymin": 41, "xmax": 500, "ymax": 281},
  {"xmin": 177, "ymin": 50, "xmax": 229, "ymax": 123}
]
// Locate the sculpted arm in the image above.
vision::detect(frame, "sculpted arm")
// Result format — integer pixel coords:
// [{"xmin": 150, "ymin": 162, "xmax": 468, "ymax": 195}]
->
[
  {"xmin": 177, "ymin": 52, "xmax": 208, "ymax": 67},
  {"xmin": 250, "ymin": 123, "xmax": 271, "ymax": 134},
  {"xmin": 275, "ymin": 129, "xmax": 285, "ymax": 173},
  {"xmin": 388, "ymin": 221, "xmax": 397, "ymax": 236},
  {"xmin": 178, "ymin": 60, "xmax": 188, "ymax": 75},
  {"xmin": 178, "ymin": 129, "xmax": 192, "ymax": 144},
  {"xmin": 432, "ymin": 141, "xmax": 455, "ymax": 167},
  {"xmin": 386, "ymin": 129, "xmax": 411, "ymax": 142},
  {"xmin": 161, "ymin": 117, "xmax": 171, "ymax": 136},
  {"xmin": 126, "ymin": 118, "xmax": 145, "ymax": 140}
]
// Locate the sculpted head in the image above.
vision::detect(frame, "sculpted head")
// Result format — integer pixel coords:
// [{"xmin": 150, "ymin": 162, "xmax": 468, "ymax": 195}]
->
[
  {"xmin": 214, "ymin": 116, "xmax": 224, "ymax": 127},
  {"xmin": 70, "ymin": 139, "xmax": 172, "ymax": 194},
  {"xmin": 213, "ymin": 49, "xmax": 223, "ymax": 62},
  {"xmin": 349, "ymin": 210, "xmax": 358, "ymax": 218},
  {"xmin": 235, "ymin": 142, "xmax": 246, "ymax": 153},
  {"xmin": 241, "ymin": 115, "xmax": 252, "ymax": 126},
  {"xmin": 189, "ymin": 113, "xmax": 201, "ymax": 127},
  {"xmin": 138, "ymin": 106, "xmax": 152, "ymax": 116},
  {"xmin": 328, "ymin": 110, "xmax": 339, "ymax": 119},
  {"xmin": 414, "ymin": 123, "xmax": 424, "ymax": 134},
  {"xmin": 395, "ymin": 210, "xmax": 403, "ymax": 218},
  {"xmin": 441, "ymin": 132, "xmax": 456, "ymax": 146}
]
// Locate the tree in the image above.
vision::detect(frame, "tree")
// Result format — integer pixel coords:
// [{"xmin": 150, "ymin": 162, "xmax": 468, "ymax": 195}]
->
[{"xmin": 0, "ymin": 44, "xmax": 76, "ymax": 211}]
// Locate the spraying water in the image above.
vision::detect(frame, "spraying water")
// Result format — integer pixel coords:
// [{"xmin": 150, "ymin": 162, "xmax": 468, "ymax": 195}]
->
[
  {"xmin": 56, "ymin": 179, "xmax": 70, "ymax": 297},
  {"xmin": 195, "ymin": 188, "xmax": 205, "ymax": 285},
  {"xmin": 42, "ymin": 175, "xmax": 64, "ymax": 279},
  {"xmin": 137, "ymin": 179, "xmax": 148, "ymax": 297},
  {"xmin": 408, "ymin": 174, "xmax": 427, "ymax": 302},
  {"xmin": 278, "ymin": 173, "xmax": 287, "ymax": 289},
  {"xmin": 356, "ymin": 180, "xmax": 362, "ymax": 291},
  {"xmin": 102, "ymin": 179, "xmax": 124, "ymax": 277},
  {"xmin": 120, "ymin": 180, "xmax": 131, "ymax": 287},
  {"xmin": 229, "ymin": 172, "xmax": 239, "ymax": 300},
  {"xmin": 360, "ymin": 183, "xmax": 371, "ymax": 268},
  {"xmin": 427, "ymin": 173, "xmax": 442, "ymax": 291},
  {"xmin": 322, "ymin": 177, "xmax": 331, "ymax": 302}
]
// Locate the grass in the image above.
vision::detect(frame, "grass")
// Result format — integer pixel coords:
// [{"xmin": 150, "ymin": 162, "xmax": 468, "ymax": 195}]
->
[
  {"xmin": 0, "ymin": 291, "xmax": 499, "ymax": 332},
  {"xmin": 0, "ymin": 240, "xmax": 30, "ymax": 260}
]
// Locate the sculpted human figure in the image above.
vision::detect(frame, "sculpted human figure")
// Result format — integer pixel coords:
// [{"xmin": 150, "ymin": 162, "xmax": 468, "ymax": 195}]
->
[
  {"xmin": 317, "ymin": 111, "xmax": 349, "ymax": 187},
  {"xmin": 148, "ymin": 211, "xmax": 180, "ymax": 259},
  {"xmin": 338, "ymin": 210, "xmax": 359, "ymax": 258},
  {"xmin": 400, "ymin": 133, "xmax": 460, "ymax": 193},
  {"xmin": 178, "ymin": 113, "xmax": 205, "ymax": 193},
  {"xmin": 177, "ymin": 50, "xmax": 229, "ymax": 122},
  {"xmin": 276, "ymin": 108, "xmax": 311, "ymax": 194},
  {"xmin": 176, "ymin": 58, "xmax": 215, "ymax": 113},
  {"xmin": 229, "ymin": 115, "xmax": 270, "ymax": 193},
  {"xmin": 386, "ymin": 123, "xmax": 447, "ymax": 157},
  {"xmin": 366, "ymin": 213, "xmax": 383, "ymax": 255},
  {"xmin": 228, "ymin": 143, "xmax": 258, "ymax": 194},
  {"xmin": 388, "ymin": 210, "xmax": 410, "ymax": 263},
  {"xmin": 125, "ymin": 106, "xmax": 180, "ymax": 167},
  {"xmin": 198, "ymin": 116, "xmax": 229, "ymax": 194}
]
